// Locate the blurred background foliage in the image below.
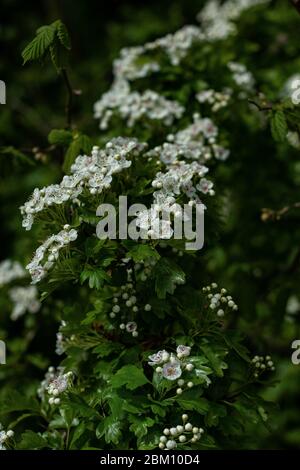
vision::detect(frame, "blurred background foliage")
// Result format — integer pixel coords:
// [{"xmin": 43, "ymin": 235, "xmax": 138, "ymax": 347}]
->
[{"xmin": 0, "ymin": 0, "xmax": 300, "ymax": 449}]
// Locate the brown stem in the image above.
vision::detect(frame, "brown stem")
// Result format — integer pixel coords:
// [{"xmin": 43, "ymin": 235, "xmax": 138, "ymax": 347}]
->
[
  {"xmin": 291, "ymin": 0, "xmax": 300, "ymax": 14},
  {"xmin": 261, "ymin": 202, "xmax": 300, "ymax": 221},
  {"xmin": 61, "ymin": 68, "xmax": 73, "ymax": 128},
  {"xmin": 248, "ymin": 99, "xmax": 272, "ymax": 112}
]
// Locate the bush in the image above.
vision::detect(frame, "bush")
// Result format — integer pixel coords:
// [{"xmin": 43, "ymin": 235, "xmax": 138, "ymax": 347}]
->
[{"xmin": 1, "ymin": 0, "xmax": 300, "ymax": 450}]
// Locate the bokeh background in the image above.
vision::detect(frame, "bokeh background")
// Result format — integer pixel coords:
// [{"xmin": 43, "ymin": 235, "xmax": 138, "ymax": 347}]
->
[{"xmin": 1, "ymin": 0, "xmax": 300, "ymax": 449}]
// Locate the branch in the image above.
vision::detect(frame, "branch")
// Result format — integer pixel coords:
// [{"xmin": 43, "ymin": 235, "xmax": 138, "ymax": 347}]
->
[
  {"xmin": 261, "ymin": 202, "xmax": 300, "ymax": 221},
  {"xmin": 61, "ymin": 68, "xmax": 73, "ymax": 128},
  {"xmin": 291, "ymin": 0, "xmax": 300, "ymax": 14},
  {"xmin": 248, "ymin": 99, "xmax": 272, "ymax": 112}
]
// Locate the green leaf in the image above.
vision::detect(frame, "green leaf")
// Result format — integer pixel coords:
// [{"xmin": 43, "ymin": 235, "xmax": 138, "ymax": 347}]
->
[
  {"xmin": 49, "ymin": 41, "xmax": 69, "ymax": 72},
  {"xmin": 63, "ymin": 133, "xmax": 92, "ymax": 173},
  {"xmin": 175, "ymin": 396, "xmax": 210, "ymax": 414},
  {"xmin": 93, "ymin": 341, "xmax": 119, "ymax": 358},
  {"xmin": 48, "ymin": 129, "xmax": 73, "ymax": 146},
  {"xmin": 111, "ymin": 365, "xmax": 149, "ymax": 390},
  {"xmin": 69, "ymin": 424, "xmax": 89, "ymax": 449},
  {"xmin": 96, "ymin": 416, "xmax": 122, "ymax": 445},
  {"xmin": 55, "ymin": 20, "xmax": 71, "ymax": 49},
  {"xmin": 22, "ymin": 24, "xmax": 55, "ymax": 64},
  {"xmin": 129, "ymin": 416, "xmax": 155, "ymax": 440},
  {"xmin": 18, "ymin": 431, "xmax": 48, "ymax": 450},
  {"xmin": 200, "ymin": 344, "xmax": 228, "ymax": 377},
  {"xmin": 153, "ymin": 258, "xmax": 185, "ymax": 299},
  {"xmin": 270, "ymin": 110, "xmax": 288, "ymax": 142},
  {"xmin": 80, "ymin": 266, "xmax": 110, "ymax": 290},
  {"xmin": 0, "ymin": 146, "xmax": 35, "ymax": 171},
  {"xmin": 0, "ymin": 391, "xmax": 40, "ymax": 415},
  {"xmin": 126, "ymin": 244, "xmax": 160, "ymax": 263},
  {"xmin": 62, "ymin": 393, "xmax": 99, "ymax": 418}
]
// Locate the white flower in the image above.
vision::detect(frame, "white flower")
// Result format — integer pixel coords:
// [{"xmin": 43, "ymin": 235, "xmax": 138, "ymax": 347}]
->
[
  {"xmin": 148, "ymin": 350, "xmax": 168, "ymax": 366},
  {"xmin": 0, "ymin": 260, "xmax": 26, "ymax": 287},
  {"xmin": 0, "ymin": 425, "xmax": 14, "ymax": 450},
  {"xmin": 26, "ymin": 226, "xmax": 78, "ymax": 284},
  {"xmin": 21, "ymin": 138, "xmax": 147, "ymax": 231},
  {"xmin": 197, "ymin": 0, "xmax": 269, "ymax": 41},
  {"xmin": 196, "ymin": 178, "xmax": 214, "ymax": 194},
  {"xmin": 9, "ymin": 285, "xmax": 41, "ymax": 320},
  {"xmin": 47, "ymin": 369, "xmax": 72, "ymax": 397},
  {"xmin": 166, "ymin": 439, "xmax": 177, "ymax": 450},
  {"xmin": 228, "ymin": 61, "xmax": 255, "ymax": 91},
  {"xmin": 162, "ymin": 361, "xmax": 182, "ymax": 381},
  {"xmin": 147, "ymin": 115, "xmax": 229, "ymax": 165},
  {"xmin": 94, "ymin": 80, "xmax": 184, "ymax": 130},
  {"xmin": 125, "ymin": 321, "xmax": 137, "ymax": 333},
  {"xmin": 176, "ymin": 345, "xmax": 191, "ymax": 357},
  {"xmin": 55, "ymin": 331, "xmax": 65, "ymax": 356}
]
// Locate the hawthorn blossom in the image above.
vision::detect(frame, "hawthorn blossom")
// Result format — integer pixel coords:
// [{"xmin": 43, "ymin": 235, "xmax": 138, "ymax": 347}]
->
[
  {"xmin": 159, "ymin": 414, "xmax": 204, "ymax": 449},
  {"xmin": 26, "ymin": 226, "xmax": 78, "ymax": 284},
  {"xmin": 0, "ymin": 260, "xmax": 26, "ymax": 287},
  {"xmin": 228, "ymin": 61, "xmax": 255, "ymax": 91},
  {"xmin": 196, "ymin": 178, "xmax": 214, "ymax": 194},
  {"xmin": 162, "ymin": 361, "xmax": 182, "ymax": 381},
  {"xmin": 147, "ymin": 114, "xmax": 229, "ymax": 165},
  {"xmin": 198, "ymin": 0, "xmax": 269, "ymax": 41},
  {"xmin": 148, "ymin": 350, "xmax": 168, "ymax": 366},
  {"xmin": 0, "ymin": 424, "xmax": 14, "ymax": 451},
  {"xmin": 94, "ymin": 80, "xmax": 184, "ymax": 130},
  {"xmin": 38, "ymin": 366, "xmax": 73, "ymax": 405},
  {"xmin": 125, "ymin": 321, "xmax": 137, "ymax": 333},
  {"xmin": 196, "ymin": 88, "xmax": 231, "ymax": 112},
  {"xmin": 21, "ymin": 138, "xmax": 147, "ymax": 230},
  {"xmin": 9, "ymin": 285, "xmax": 41, "ymax": 320},
  {"xmin": 176, "ymin": 345, "xmax": 191, "ymax": 357}
]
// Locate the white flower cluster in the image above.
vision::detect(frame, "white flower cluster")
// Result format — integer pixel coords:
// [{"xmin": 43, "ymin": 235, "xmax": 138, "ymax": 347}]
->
[
  {"xmin": 9, "ymin": 285, "xmax": 41, "ymax": 321},
  {"xmin": 135, "ymin": 159, "xmax": 213, "ymax": 240},
  {"xmin": 94, "ymin": 1, "xmax": 267, "ymax": 130},
  {"xmin": 21, "ymin": 138, "xmax": 146, "ymax": 231},
  {"xmin": 134, "ymin": 160, "xmax": 212, "ymax": 240},
  {"xmin": 38, "ymin": 366, "xmax": 73, "ymax": 405},
  {"xmin": 159, "ymin": 414, "xmax": 204, "ymax": 449},
  {"xmin": 55, "ymin": 321, "xmax": 67, "ymax": 355},
  {"xmin": 94, "ymin": 79, "xmax": 184, "ymax": 130},
  {"xmin": 0, "ymin": 424, "xmax": 14, "ymax": 451},
  {"xmin": 26, "ymin": 225, "xmax": 78, "ymax": 284},
  {"xmin": 134, "ymin": 256, "xmax": 158, "ymax": 282},
  {"xmin": 148, "ymin": 345, "xmax": 198, "ymax": 390},
  {"xmin": 112, "ymin": 281, "xmax": 139, "ymax": 338},
  {"xmin": 110, "ymin": 264, "xmax": 155, "ymax": 337},
  {"xmin": 228, "ymin": 61, "xmax": 255, "ymax": 91},
  {"xmin": 147, "ymin": 114, "xmax": 230, "ymax": 165},
  {"xmin": 153, "ymin": 161, "xmax": 214, "ymax": 200},
  {"xmin": 252, "ymin": 355, "xmax": 275, "ymax": 378},
  {"xmin": 113, "ymin": 47, "xmax": 160, "ymax": 81},
  {"xmin": 196, "ymin": 89, "xmax": 232, "ymax": 112},
  {"xmin": 202, "ymin": 283, "xmax": 238, "ymax": 317},
  {"xmin": 94, "ymin": 23, "xmax": 206, "ymax": 130},
  {"xmin": 0, "ymin": 259, "xmax": 26, "ymax": 287},
  {"xmin": 197, "ymin": 0, "xmax": 269, "ymax": 41},
  {"xmin": 286, "ymin": 131, "xmax": 300, "ymax": 150},
  {"xmin": 113, "ymin": 26, "xmax": 205, "ymax": 81}
]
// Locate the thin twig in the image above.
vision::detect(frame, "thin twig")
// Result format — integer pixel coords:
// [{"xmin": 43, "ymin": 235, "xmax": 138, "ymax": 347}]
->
[
  {"xmin": 261, "ymin": 202, "xmax": 300, "ymax": 221},
  {"xmin": 248, "ymin": 99, "xmax": 272, "ymax": 112},
  {"xmin": 291, "ymin": 0, "xmax": 300, "ymax": 14},
  {"xmin": 61, "ymin": 68, "xmax": 73, "ymax": 128}
]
